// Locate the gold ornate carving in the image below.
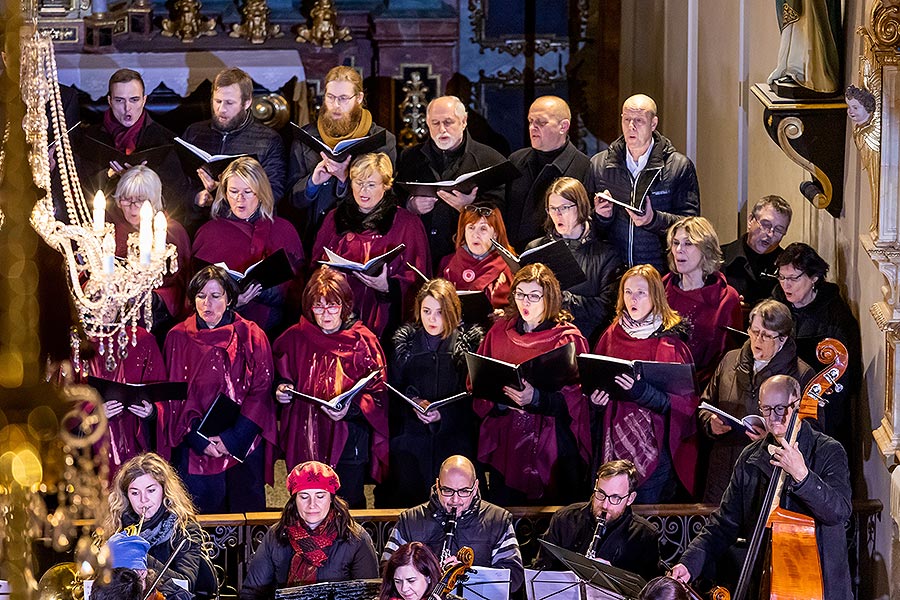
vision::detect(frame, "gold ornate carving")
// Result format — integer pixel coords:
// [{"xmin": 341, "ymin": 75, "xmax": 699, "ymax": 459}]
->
[
  {"xmin": 160, "ymin": 0, "xmax": 217, "ymax": 42},
  {"xmin": 230, "ymin": 0, "xmax": 283, "ymax": 44},
  {"xmin": 295, "ymin": 0, "xmax": 351, "ymax": 48},
  {"xmin": 873, "ymin": 0, "xmax": 900, "ymax": 47}
]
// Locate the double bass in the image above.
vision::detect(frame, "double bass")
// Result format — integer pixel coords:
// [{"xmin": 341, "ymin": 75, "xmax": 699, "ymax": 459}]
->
[{"xmin": 725, "ymin": 338, "xmax": 848, "ymax": 600}]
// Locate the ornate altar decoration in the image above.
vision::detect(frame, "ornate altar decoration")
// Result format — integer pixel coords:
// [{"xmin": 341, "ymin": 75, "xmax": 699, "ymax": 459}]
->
[
  {"xmin": 21, "ymin": 31, "xmax": 178, "ymax": 372},
  {"xmin": 397, "ymin": 70, "xmax": 429, "ymax": 149},
  {"xmin": 230, "ymin": 0, "xmax": 282, "ymax": 44},
  {"xmin": 295, "ymin": 0, "xmax": 351, "ymax": 48},
  {"xmin": 161, "ymin": 0, "xmax": 217, "ymax": 42}
]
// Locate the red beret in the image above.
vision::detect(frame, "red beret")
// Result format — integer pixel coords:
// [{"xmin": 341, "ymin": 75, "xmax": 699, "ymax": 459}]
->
[{"xmin": 286, "ymin": 461, "xmax": 341, "ymax": 495}]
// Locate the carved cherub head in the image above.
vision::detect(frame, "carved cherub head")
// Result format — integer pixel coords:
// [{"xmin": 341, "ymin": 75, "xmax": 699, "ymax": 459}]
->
[{"xmin": 846, "ymin": 84, "xmax": 876, "ymax": 126}]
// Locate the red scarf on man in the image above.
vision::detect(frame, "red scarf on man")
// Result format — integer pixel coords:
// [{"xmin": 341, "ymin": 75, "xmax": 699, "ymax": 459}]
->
[
  {"xmin": 102, "ymin": 108, "xmax": 146, "ymax": 155},
  {"xmin": 286, "ymin": 509, "xmax": 338, "ymax": 586}
]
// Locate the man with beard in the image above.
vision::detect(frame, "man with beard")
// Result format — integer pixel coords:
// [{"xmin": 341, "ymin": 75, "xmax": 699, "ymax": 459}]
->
[
  {"xmin": 287, "ymin": 66, "xmax": 396, "ymax": 250},
  {"xmin": 532, "ymin": 460, "xmax": 660, "ymax": 580},
  {"xmin": 721, "ymin": 195, "xmax": 792, "ymax": 314},
  {"xmin": 396, "ymin": 96, "xmax": 508, "ymax": 267},
  {"xmin": 74, "ymin": 69, "xmax": 190, "ymax": 222},
  {"xmin": 505, "ymin": 96, "xmax": 591, "ymax": 251},
  {"xmin": 181, "ymin": 67, "xmax": 286, "ymax": 231}
]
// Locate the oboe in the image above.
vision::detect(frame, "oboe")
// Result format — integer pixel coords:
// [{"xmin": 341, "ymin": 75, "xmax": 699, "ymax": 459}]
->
[
  {"xmin": 440, "ymin": 508, "xmax": 458, "ymax": 563},
  {"xmin": 584, "ymin": 511, "xmax": 607, "ymax": 560}
]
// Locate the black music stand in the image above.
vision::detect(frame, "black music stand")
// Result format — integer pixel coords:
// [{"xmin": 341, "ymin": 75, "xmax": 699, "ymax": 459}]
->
[{"xmin": 538, "ymin": 540, "xmax": 646, "ymax": 600}]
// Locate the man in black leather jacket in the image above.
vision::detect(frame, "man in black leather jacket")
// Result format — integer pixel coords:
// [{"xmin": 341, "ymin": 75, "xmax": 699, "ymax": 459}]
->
[{"xmin": 587, "ymin": 94, "xmax": 700, "ymax": 272}]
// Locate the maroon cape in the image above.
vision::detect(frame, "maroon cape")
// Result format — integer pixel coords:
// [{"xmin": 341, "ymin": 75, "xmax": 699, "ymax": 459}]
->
[
  {"xmin": 110, "ymin": 208, "xmax": 193, "ymax": 320},
  {"xmin": 85, "ymin": 326, "xmax": 166, "ymax": 477},
  {"xmin": 192, "ymin": 216, "xmax": 305, "ymax": 331},
  {"xmin": 663, "ymin": 271, "xmax": 742, "ymax": 388},
  {"xmin": 272, "ymin": 318, "xmax": 389, "ymax": 482},
  {"xmin": 163, "ymin": 313, "xmax": 276, "ymax": 480},
  {"xmin": 472, "ymin": 317, "xmax": 590, "ymax": 499},
  {"xmin": 439, "ymin": 247, "xmax": 512, "ymax": 309},
  {"xmin": 593, "ymin": 322, "xmax": 700, "ymax": 495},
  {"xmin": 310, "ymin": 208, "xmax": 430, "ymax": 337}
]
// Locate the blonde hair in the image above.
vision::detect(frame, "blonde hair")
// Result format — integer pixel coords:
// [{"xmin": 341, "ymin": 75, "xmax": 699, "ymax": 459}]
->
[
  {"xmin": 349, "ymin": 152, "xmax": 394, "ymax": 188},
  {"xmin": 213, "ymin": 156, "xmax": 275, "ymax": 221},
  {"xmin": 115, "ymin": 165, "xmax": 163, "ymax": 211},
  {"xmin": 615, "ymin": 264, "xmax": 681, "ymax": 330},
  {"xmin": 504, "ymin": 263, "xmax": 571, "ymax": 323},
  {"xmin": 666, "ymin": 216, "xmax": 722, "ymax": 278},
  {"xmin": 325, "ymin": 65, "xmax": 364, "ymax": 97},
  {"xmin": 414, "ymin": 278, "xmax": 462, "ymax": 338},
  {"xmin": 103, "ymin": 453, "xmax": 201, "ymax": 546}
]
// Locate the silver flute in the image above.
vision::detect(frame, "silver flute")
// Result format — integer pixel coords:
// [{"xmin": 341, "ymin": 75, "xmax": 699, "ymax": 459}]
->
[
  {"xmin": 585, "ymin": 511, "xmax": 607, "ymax": 559},
  {"xmin": 440, "ymin": 508, "xmax": 458, "ymax": 563}
]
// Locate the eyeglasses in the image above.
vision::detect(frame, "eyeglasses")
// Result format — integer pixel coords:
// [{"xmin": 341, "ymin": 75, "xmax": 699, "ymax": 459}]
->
[
  {"xmin": 775, "ymin": 272, "xmax": 805, "ymax": 282},
  {"xmin": 324, "ymin": 93, "xmax": 358, "ymax": 106},
  {"xmin": 514, "ymin": 291, "xmax": 544, "ymax": 304},
  {"xmin": 546, "ymin": 204, "xmax": 577, "ymax": 216},
  {"xmin": 117, "ymin": 198, "xmax": 147, "ymax": 208},
  {"xmin": 747, "ymin": 328, "xmax": 781, "ymax": 342},
  {"xmin": 311, "ymin": 303, "xmax": 342, "ymax": 315},
  {"xmin": 593, "ymin": 489, "xmax": 629, "ymax": 505},
  {"xmin": 753, "ymin": 217, "xmax": 788, "ymax": 237},
  {"xmin": 758, "ymin": 401, "xmax": 798, "ymax": 417},
  {"xmin": 438, "ymin": 485, "xmax": 476, "ymax": 498},
  {"xmin": 352, "ymin": 180, "xmax": 382, "ymax": 192},
  {"xmin": 464, "ymin": 205, "xmax": 494, "ymax": 217},
  {"xmin": 226, "ymin": 189, "xmax": 257, "ymax": 200}
]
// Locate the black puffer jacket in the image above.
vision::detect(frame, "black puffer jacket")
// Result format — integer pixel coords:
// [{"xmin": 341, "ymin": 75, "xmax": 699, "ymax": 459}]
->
[
  {"xmin": 526, "ymin": 223, "xmax": 624, "ymax": 343},
  {"xmin": 681, "ymin": 423, "xmax": 852, "ymax": 600},
  {"xmin": 586, "ymin": 131, "xmax": 700, "ymax": 271},
  {"xmin": 720, "ymin": 236, "xmax": 781, "ymax": 309},
  {"xmin": 532, "ymin": 502, "xmax": 660, "ymax": 581},
  {"xmin": 699, "ymin": 338, "xmax": 813, "ymax": 503}
]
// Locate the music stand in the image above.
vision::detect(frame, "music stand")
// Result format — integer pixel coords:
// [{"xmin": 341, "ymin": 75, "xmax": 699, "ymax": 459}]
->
[
  {"xmin": 538, "ymin": 540, "xmax": 646, "ymax": 600},
  {"xmin": 457, "ymin": 566, "xmax": 510, "ymax": 600},
  {"xmin": 524, "ymin": 568, "xmax": 581, "ymax": 600}
]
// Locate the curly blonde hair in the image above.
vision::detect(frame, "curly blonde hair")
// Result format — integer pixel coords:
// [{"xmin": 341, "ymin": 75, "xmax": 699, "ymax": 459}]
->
[{"xmin": 103, "ymin": 453, "xmax": 201, "ymax": 546}]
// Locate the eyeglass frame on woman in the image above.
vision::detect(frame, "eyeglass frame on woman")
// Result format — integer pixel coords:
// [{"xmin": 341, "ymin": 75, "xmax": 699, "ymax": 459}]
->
[
  {"xmin": 464, "ymin": 205, "xmax": 494, "ymax": 217},
  {"xmin": 546, "ymin": 203, "xmax": 577, "ymax": 216},
  {"xmin": 593, "ymin": 489, "xmax": 629, "ymax": 505},
  {"xmin": 758, "ymin": 400, "xmax": 798, "ymax": 417},
  {"xmin": 747, "ymin": 327, "xmax": 782, "ymax": 342},
  {"xmin": 514, "ymin": 291, "xmax": 544, "ymax": 304},
  {"xmin": 351, "ymin": 180, "xmax": 383, "ymax": 193},
  {"xmin": 226, "ymin": 188, "xmax": 257, "ymax": 200},
  {"xmin": 311, "ymin": 302, "xmax": 343, "ymax": 315},
  {"xmin": 775, "ymin": 271, "xmax": 806, "ymax": 282},
  {"xmin": 117, "ymin": 198, "xmax": 148, "ymax": 208},
  {"xmin": 437, "ymin": 484, "xmax": 476, "ymax": 498}
]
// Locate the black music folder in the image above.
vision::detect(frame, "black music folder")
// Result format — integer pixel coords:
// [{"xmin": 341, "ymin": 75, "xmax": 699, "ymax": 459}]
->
[
  {"xmin": 292, "ymin": 126, "xmax": 387, "ymax": 162},
  {"xmin": 577, "ymin": 353, "xmax": 697, "ymax": 402},
  {"xmin": 80, "ymin": 136, "xmax": 174, "ymax": 170},
  {"xmin": 286, "ymin": 370, "xmax": 380, "ymax": 412},
  {"xmin": 174, "ymin": 137, "xmax": 252, "ymax": 180},
  {"xmin": 385, "ymin": 383, "xmax": 469, "ymax": 416},
  {"xmin": 467, "ymin": 342, "xmax": 579, "ymax": 405},
  {"xmin": 319, "ymin": 244, "xmax": 405, "ymax": 277},
  {"xmin": 195, "ymin": 393, "xmax": 252, "ymax": 462},
  {"xmin": 87, "ymin": 377, "xmax": 187, "ymax": 408},
  {"xmin": 407, "ymin": 263, "xmax": 494, "ymax": 326},
  {"xmin": 491, "ymin": 239, "xmax": 587, "ymax": 290},
  {"xmin": 198, "ymin": 248, "xmax": 294, "ymax": 291},
  {"xmin": 395, "ymin": 160, "xmax": 521, "ymax": 196},
  {"xmin": 275, "ymin": 578, "xmax": 382, "ymax": 600}
]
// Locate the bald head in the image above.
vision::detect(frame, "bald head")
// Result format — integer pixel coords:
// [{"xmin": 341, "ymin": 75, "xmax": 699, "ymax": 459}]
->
[
  {"xmin": 759, "ymin": 374, "xmax": 801, "ymax": 404},
  {"xmin": 427, "ymin": 96, "xmax": 468, "ymax": 151},
  {"xmin": 623, "ymin": 94, "xmax": 657, "ymax": 117},
  {"xmin": 439, "ymin": 455, "xmax": 476, "ymax": 482},
  {"xmin": 528, "ymin": 96, "xmax": 571, "ymax": 151},
  {"xmin": 621, "ymin": 93, "xmax": 658, "ymax": 158},
  {"xmin": 436, "ymin": 455, "xmax": 479, "ymax": 513}
]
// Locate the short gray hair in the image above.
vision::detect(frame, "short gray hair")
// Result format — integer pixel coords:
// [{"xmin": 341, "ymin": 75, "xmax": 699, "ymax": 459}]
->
[{"xmin": 427, "ymin": 96, "xmax": 467, "ymax": 120}]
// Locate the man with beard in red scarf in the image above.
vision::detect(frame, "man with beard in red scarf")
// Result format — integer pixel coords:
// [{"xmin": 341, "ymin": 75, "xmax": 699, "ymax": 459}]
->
[
  {"xmin": 74, "ymin": 69, "xmax": 190, "ymax": 223},
  {"xmin": 287, "ymin": 66, "xmax": 396, "ymax": 251}
]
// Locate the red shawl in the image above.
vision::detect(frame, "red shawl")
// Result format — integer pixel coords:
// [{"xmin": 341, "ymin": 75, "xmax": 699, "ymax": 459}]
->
[
  {"xmin": 440, "ymin": 247, "xmax": 512, "ymax": 309},
  {"xmin": 310, "ymin": 208, "xmax": 430, "ymax": 337},
  {"xmin": 272, "ymin": 318, "xmax": 389, "ymax": 482},
  {"xmin": 103, "ymin": 109, "xmax": 146, "ymax": 155},
  {"xmin": 110, "ymin": 208, "xmax": 193, "ymax": 320},
  {"xmin": 86, "ymin": 326, "xmax": 166, "ymax": 478},
  {"xmin": 162, "ymin": 313, "xmax": 277, "ymax": 480},
  {"xmin": 192, "ymin": 216, "xmax": 305, "ymax": 331},
  {"xmin": 593, "ymin": 322, "xmax": 700, "ymax": 495},
  {"xmin": 472, "ymin": 317, "xmax": 590, "ymax": 499}
]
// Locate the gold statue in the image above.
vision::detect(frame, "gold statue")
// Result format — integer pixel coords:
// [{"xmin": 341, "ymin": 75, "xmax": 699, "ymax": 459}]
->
[
  {"xmin": 295, "ymin": 0, "xmax": 351, "ymax": 48},
  {"xmin": 230, "ymin": 0, "xmax": 283, "ymax": 44},
  {"xmin": 161, "ymin": 0, "xmax": 217, "ymax": 42},
  {"xmin": 848, "ymin": 42, "xmax": 881, "ymax": 238}
]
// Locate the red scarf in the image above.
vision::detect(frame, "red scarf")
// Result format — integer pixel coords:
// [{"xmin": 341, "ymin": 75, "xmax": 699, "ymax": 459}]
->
[
  {"xmin": 286, "ymin": 509, "xmax": 339, "ymax": 586},
  {"xmin": 102, "ymin": 108, "xmax": 147, "ymax": 155}
]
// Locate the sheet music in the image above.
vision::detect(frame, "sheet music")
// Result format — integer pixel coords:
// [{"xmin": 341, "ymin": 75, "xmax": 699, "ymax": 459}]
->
[
  {"xmin": 458, "ymin": 566, "xmax": 511, "ymax": 600},
  {"xmin": 524, "ymin": 569, "xmax": 582, "ymax": 600}
]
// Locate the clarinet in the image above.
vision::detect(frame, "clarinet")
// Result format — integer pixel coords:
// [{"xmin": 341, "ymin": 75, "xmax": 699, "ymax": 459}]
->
[
  {"xmin": 584, "ymin": 511, "xmax": 607, "ymax": 560},
  {"xmin": 440, "ymin": 508, "xmax": 458, "ymax": 563}
]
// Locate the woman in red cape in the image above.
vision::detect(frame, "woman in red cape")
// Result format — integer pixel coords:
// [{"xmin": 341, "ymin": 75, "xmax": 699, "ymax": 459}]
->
[
  {"xmin": 590, "ymin": 264, "xmax": 699, "ymax": 503},
  {"xmin": 163, "ymin": 265, "xmax": 277, "ymax": 513},
  {"xmin": 193, "ymin": 157, "xmax": 304, "ymax": 337},
  {"xmin": 86, "ymin": 326, "xmax": 166, "ymax": 479},
  {"xmin": 273, "ymin": 268, "xmax": 389, "ymax": 509},
  {"xmin": 310, "ymin": 153, "xmax": 430, "ymax": 341},
  {"xmin": 109, "ymin": 166, "xmax": 192, "ymax": 341},
  {"xmin": 439, "ymin": 205, "xmax": 512, "ymax": 311},
  {"xmin": 663, "ymin": 216, "xmax": 741, "ymax": 390},
  {"xmin": 472, "ymin": 263, "xmax": 590, "ymax": 506}
]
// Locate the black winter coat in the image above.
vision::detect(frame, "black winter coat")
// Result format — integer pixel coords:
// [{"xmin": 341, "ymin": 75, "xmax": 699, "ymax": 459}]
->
[
  {"xmin": 720, "ymin": 235, "xmax": 781, "ymax": 310},
  {"xmin": 381, "ymin": 324, "xmax": 484, "ymax": 506},
  {"xmin": 699, "ymin": 338, "xmax": 813, "ymax": 503},
  {"xmin": 395, "ymin": 133, "xmax": 507, "ymax": 267},
  {"xmin": 680, "ymin": 423, "xmax": 852, "ymax": 600},
  {"xmin": 773, "ymin": 281, "xmax": 861, "ymax": 452},
  {"xmin": 586, "ymin": 131, "xmax": 700, "ymax": 271},
  {"xmin": 505, "ymin": 141, "xmax": 590, "ymax": 251},
  {"xmin": 526, "ymin": 223, "xmax": 624, "ymax": 343}
]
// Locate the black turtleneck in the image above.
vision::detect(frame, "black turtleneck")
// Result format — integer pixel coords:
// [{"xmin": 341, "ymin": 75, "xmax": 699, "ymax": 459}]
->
[
  {"xmin": 424, "ymin": 135, "xmax": 468, "ymax": 179},
  {"xmin": 529, "ymin": 143, "xmax": 567, "ymax": 173}
]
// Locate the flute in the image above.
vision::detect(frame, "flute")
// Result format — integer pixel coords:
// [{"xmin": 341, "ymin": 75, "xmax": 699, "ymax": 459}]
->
[
  {"xmin": 440, "ymin": 508, "xmax": 458, "ymax": 564},
  {"xmin": 585, "ymin": 511, "xmax": 607, "ymax": 560}
]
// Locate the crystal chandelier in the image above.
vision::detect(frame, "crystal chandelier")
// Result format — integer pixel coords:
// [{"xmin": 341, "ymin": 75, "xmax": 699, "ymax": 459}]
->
[{"xmin": 21, "ymin": 31, "xmax": 178, "ymax": 371}]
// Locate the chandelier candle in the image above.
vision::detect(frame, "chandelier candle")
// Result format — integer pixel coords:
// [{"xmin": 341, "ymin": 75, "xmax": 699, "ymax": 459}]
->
[
  {"xmin": 139, "ymin": 201, "xmax": 152, "ymax": 265},
  {"xmin": 92, "ymin": 191, "xmax": 105, "ymax": 234},
  {"xmin": 153, "ymin": 212, "xmax": 167, "ymax": 255},
  {"xmin": 102, "ymin": 234, "xmax": 116, "ymax": 275}
]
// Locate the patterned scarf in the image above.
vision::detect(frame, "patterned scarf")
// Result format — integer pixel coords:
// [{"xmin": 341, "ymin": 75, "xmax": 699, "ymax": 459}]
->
[
  {"xmin": 286, "ymin": 509, "xmax": 338, "ymax": 586},
  {"xmin": 619, "ymin": 312, "xmax": 662, "ymax": 340},
  {"xmin": 102, "ymin": 108, "xmax": 147, "ymax": 155}
]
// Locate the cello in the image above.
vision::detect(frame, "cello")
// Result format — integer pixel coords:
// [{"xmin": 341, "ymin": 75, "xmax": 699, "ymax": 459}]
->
[{"xmin": 727, "ymin": 338, "xmax": 848, "ymax": 600}]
